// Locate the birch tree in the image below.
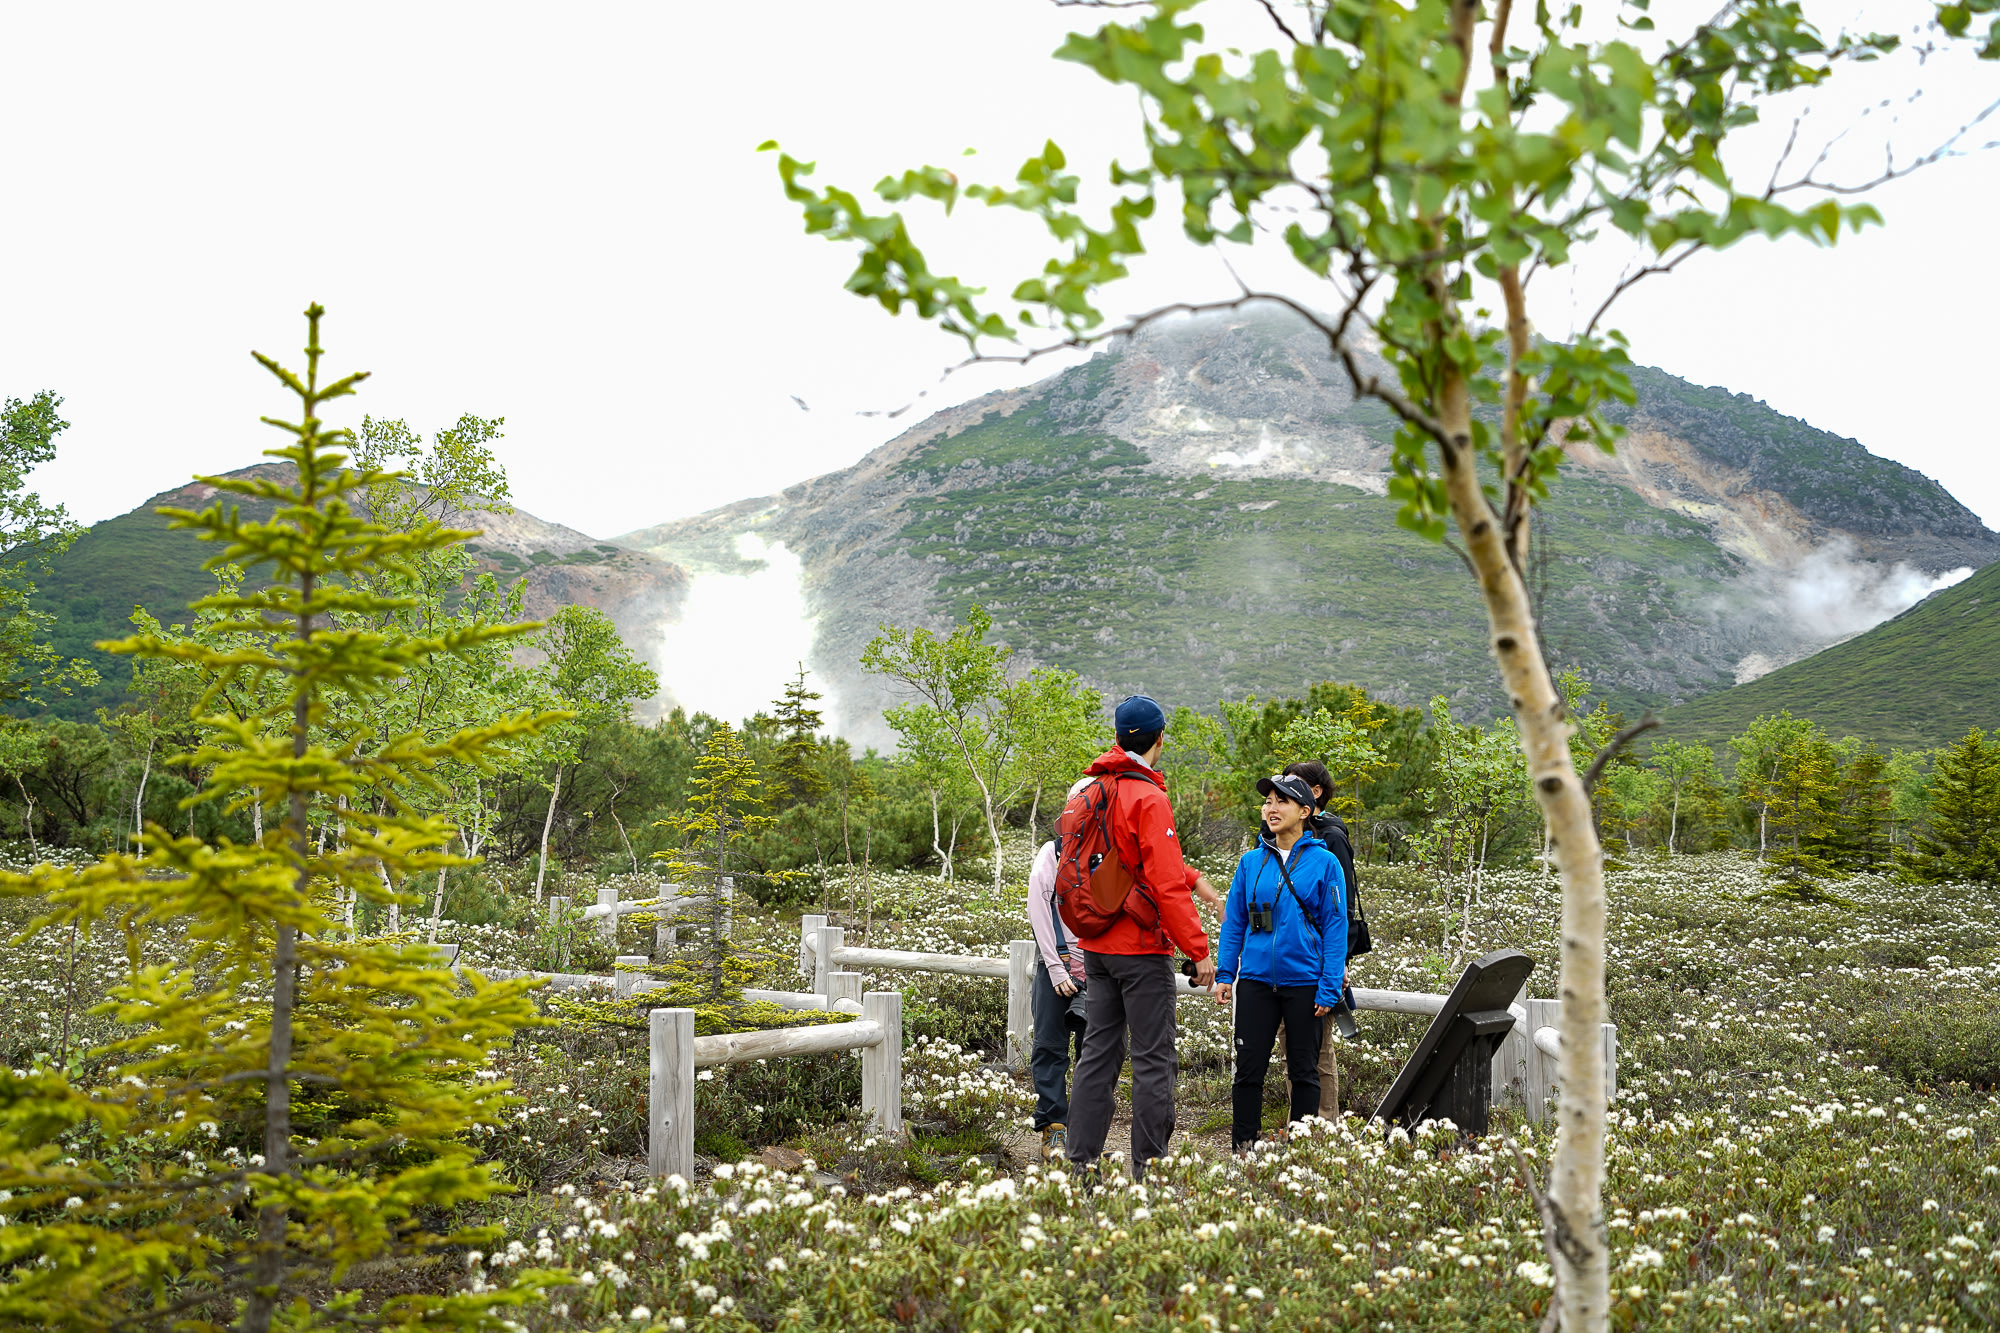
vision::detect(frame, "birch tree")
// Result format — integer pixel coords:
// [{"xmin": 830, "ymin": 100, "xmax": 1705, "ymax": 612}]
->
[
  {"xmin": 766, "ymin": 2, "xmax": 1984, "ymax": 1321},
  {"xmin": 528, "ymin": 604, "xmax": 658, "ymax": 901},
  {"xmin": 862, "ymin": 606, "xmax": 1016, "ymax": 889}
]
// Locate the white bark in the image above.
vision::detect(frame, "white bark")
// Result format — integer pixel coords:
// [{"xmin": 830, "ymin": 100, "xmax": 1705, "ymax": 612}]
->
[
  {"xmin": 133, "ymin": 736, "xmax": 154, "ymax": 844},
  {"xmin": 534, "ymin": 766, "xmax": 562, "ymax": 902},
  {"xmin": 1434, "ymin": 386, "xmax": 1608, "ymax": 1331}
]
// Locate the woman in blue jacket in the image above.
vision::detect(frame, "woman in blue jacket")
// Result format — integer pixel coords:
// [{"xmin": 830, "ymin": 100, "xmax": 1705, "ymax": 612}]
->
[{"xmin": 1213, "ymin": 772, "xmax": 1349, "ymax": 1150}]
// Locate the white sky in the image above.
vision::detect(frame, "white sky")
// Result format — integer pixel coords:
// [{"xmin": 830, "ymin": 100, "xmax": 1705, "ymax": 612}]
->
[{"xmin": 3, "ymin": 0, "xmax": 1996, "ymax": 539}]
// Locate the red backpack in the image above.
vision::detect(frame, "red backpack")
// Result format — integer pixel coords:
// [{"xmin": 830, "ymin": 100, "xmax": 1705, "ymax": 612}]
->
[{"xmin": 1053, "ymin": 773, "xmax": 1160, "ymax": 940}]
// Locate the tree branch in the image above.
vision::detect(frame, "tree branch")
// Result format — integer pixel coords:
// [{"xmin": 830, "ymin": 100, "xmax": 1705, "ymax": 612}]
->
[
  {"xmin": 1501, "ymin": 1132, "xmax": 1564, "ymax": 1333},
  {"xmin": 1582, "ymin": 712, "xmax": 1660, "ymax": 792}
]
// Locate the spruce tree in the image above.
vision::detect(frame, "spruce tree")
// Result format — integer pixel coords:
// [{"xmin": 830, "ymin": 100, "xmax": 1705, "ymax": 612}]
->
[
  {"xmin": 1901, "ymin": 728, "xmax": 2000, "ymax": 885},
  {"xmin": 0, "ymin": 307, "xmax": 562, "ymax": 1331},
  {"xmin": 771, "ymin": 663, "xmax": 830, "ymax": 810},
  {"xmin": 1761, "ymin": 725, "xmax": 1841, "ymax": 888},
  {"xmin": 651, "ymin": 720, "xmax": 776, "ymax": 1027}
]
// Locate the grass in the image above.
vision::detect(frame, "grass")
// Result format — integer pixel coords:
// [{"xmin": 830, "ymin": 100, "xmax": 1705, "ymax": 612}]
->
[{"xmin": 1661, "ymin": 557, "xmax": 2000, "ymax": 749}]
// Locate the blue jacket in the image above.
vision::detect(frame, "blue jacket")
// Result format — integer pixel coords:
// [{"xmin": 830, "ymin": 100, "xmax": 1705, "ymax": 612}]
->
[{"xmin": 1216, "ymin": 830, "xmax": 1348, "ymax": 1008}]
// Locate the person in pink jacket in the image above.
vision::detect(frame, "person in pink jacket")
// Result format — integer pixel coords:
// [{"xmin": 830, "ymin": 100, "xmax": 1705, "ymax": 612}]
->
[{"xmin": 1026, "ymin": 828, "xmax": 1089, "ymax": 1161}]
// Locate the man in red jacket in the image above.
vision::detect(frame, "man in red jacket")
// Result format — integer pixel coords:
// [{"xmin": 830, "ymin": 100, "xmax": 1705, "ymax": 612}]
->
[{"xmin": 1066, "ymin": 694, "xmax": 1217, "ymax": 1181}]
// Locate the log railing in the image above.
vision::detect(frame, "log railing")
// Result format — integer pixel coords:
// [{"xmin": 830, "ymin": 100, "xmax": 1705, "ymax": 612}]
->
[{"xmin": 648, "ymin": 983, "xmax": 901, "ymax": 1180}]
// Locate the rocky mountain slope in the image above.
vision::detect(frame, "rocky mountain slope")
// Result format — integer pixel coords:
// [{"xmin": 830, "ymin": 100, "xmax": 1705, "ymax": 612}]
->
[
  {"xmin": 618, "ymin": 308, "xmax": 1997, "ymax": 745},
  {"xmin": 1660, "ymin": 556, "xmax": 1999, "ymax": 751},
  {"xmin": 29, "ymin": 464, "xmax": 690, "ymax": 722}
]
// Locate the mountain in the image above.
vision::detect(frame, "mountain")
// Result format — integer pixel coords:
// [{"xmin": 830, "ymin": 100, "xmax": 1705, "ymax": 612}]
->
[
  {"xmin": 616, "ymin": 308, "xmax": 1997, "ymax": 746},
  {"xmin": 29, "ymin": 464, "xmax": 690, "ymax": 722},
  {"xmin": 1658, "ymin": 557, "xmax": 2000, "ymax": 751}
]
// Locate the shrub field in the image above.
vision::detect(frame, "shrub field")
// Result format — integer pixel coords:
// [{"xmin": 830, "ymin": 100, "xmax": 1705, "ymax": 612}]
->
[{"xmin": 6, "ymin": 847, "xmax": 1999, "ymax": 1330}]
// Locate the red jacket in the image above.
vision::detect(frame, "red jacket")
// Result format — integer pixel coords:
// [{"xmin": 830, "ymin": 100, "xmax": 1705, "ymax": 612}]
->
[{"xmin": 1077, "ymin": 748, "xmax": 1210, "ymax": 961}]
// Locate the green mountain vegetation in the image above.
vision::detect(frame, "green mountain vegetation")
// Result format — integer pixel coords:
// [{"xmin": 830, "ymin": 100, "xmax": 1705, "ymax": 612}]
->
[
  {"xmin": 24, "ymin": 468, "xmax": 648, "ymax": 723},
  {"xmin": 1660, "ymin": 558, "xmax": 2000, "ymax": 751},
  {"xmin": 896, "ymin": 389, "xmax": 1749, "ymax": 724}
]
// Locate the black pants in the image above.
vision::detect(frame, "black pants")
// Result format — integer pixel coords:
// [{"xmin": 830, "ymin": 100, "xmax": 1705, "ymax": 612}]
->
[
  {"xmin": 1232, "ymin": 978, "xmax": 1321, "ymax": 1148},
  {"xmin": 1067, "ymin": 951, "xmax": 1178, "ymax": 1179},
  {"xmin": 1030, "ymin": 961, "xmax": 1088, "ymax": 1130}
]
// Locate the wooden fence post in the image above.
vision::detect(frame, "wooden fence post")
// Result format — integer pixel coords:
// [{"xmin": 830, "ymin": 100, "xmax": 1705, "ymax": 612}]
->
[
  {"xmin": 860, "ymin": 991, "xmax": 902, "ymax": 1135},
  {"xmin": 1006, "ymin": 939, "xmax": 1035, "ymax": 1073},
  {"xmin": 813, "ymin": 925, "xmax": 844, "ymax": 998},
  {"xmin": 548, "ymin": 895, "xmax": 568, "ymax": 926},
  {"xmin": 827, "ymin": 970, "xmax": 864, "ymax": 1010},
  {"xmin": 614, "ymin": 955, "xmax": 649, "ymax": 1000},
  {"xmin": 654, "ymin": 922, "xmax": 676, "ymax": 957},
  {"xmin": 1491, "ymin": 983, "xmax": 1529, "ymax": 1114},
  {"xmin": 596, "ymin": 886, "xmax": 619, "ymax": 950},
  {"xmin": 799, "ymin": 914, "xmax": 828, "ymax": 980},
  {"xmin": 649, "ymin": 1007, "xmax": 695, "ymax": 1179},
  {"xmin": 1524, "ymin": 997, "xmax": 1560, "ymax": 1127}
]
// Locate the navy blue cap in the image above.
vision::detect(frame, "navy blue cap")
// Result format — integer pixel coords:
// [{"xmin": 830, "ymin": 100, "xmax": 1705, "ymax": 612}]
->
[
  {"xmin": 1257, "ymin": 773, "xmax": 1317, "ymax": 807},
  {"xmin": 1114, "ymin": 694, "xmax": 1166, "ymax": 737}
]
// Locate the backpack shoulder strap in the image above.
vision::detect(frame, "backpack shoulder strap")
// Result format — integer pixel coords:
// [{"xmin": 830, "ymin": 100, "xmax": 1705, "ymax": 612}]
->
[{"xmin": 1262, "ymin": 844, "xmax": 1321, "ymax": 934}]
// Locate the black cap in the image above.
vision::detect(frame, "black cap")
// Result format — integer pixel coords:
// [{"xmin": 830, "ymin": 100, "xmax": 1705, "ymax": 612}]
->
[{"xmin": 1257, "ymin": 773, "xmax": 1316, "ymax": 807}]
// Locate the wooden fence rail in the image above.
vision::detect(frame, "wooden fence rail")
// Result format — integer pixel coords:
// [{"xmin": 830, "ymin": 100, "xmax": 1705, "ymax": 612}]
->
[{"xmin": 648, "ymin": 990, "xmax": 901, "ymax": 1180}]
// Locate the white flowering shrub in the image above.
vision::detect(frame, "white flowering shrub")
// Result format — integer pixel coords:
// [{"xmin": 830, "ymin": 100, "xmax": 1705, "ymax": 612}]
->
[{"xmin": 903, "ymin": 1036, "xmax": 1032, "ymax": 1134}]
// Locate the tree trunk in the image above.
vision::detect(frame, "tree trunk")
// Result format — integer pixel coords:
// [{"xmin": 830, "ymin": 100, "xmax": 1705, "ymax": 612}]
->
[
  {"xmin": 245, "ymin": 567, "xmax": 315, "ymax": 1333},
  {"xmin": 863, "ymin": 823, "xmax": 874, "ymax": 940},
  {"xmin": 1668, "ymin": 787, "xmax": 1680, "ymax": 856},
  {"xmin": 16, "ymin": 774, "xmax": 35, "ymax": 858},
  {"xmin": 1028, "ymin": 783, "xmax": 1042, "ymax": 849},
  {"xmin": 929, "ymin": 786, "xmax": 948, "ymax": 881},
  {"xmin": 535, "ymin": 766, "xmax": 563, "ymax": 902},
  {"xmin": 427, "ymin": 838, "xmax": 451, "ymax": 944},
  {"xmin": 381, "ymin": 862, "xmax": 400, "ymax": 935},
  {"xmin": 1432, "ymin": 367, "xmax": 1608, "ymax": 1333},
  {"xmin": 133, "ymin": 735, "xmax": 154, "ymax": 844}
]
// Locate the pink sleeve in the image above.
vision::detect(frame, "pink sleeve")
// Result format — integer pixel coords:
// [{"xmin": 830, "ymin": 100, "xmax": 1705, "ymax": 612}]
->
[{"xmin": 1025, "ymin": 842, "xmax": 1069, "ymax": 982}]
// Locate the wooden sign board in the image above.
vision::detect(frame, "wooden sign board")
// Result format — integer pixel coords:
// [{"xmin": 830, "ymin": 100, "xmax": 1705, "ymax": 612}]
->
[{"xmin": 1373, "ymin": 947, "xmax": 1536, "ymax": 1134}]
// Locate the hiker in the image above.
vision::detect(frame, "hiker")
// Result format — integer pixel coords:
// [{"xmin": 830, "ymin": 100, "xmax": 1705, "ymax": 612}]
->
[
  {"xmin": 1064, "ymin": 694, "xmax": 1218, "ymax": 1181},
  {"xmin": 1025, "ymin": 791, "xmax": 1092, "ymax": 1161},
  {"xmin": 1277, "ymin": 758, "xmax": 1362, "ymax": 1118},
  {"xmin": 1213, "ymin": 772, "xmax": 1348, "ymax": 1152}
]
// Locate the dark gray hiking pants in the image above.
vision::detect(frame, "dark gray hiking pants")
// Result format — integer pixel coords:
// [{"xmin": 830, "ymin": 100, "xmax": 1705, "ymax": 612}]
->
[{"xmin": 1066, "ymin": 950, "xmax": 1178, "ymax": 1179}]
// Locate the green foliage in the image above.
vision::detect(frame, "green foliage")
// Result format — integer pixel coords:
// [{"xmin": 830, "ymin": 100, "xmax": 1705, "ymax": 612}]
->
[
  {"xmin": 770, "ymin": 664, "xmax": 830, "ymax": 810},
  {"xmin": 863, "ymin": 607, "xmax": 1017, "ymax": 885},
  {"xmin": 652, "ymin": 720, "xmax": 784, "ymax": 1020},
  {"xmin": 1901, "ymin": 727, "xmax": 2000, "ymax": 885},
  {"xmin": 0, "ymin": 391, "xmax": 94, "ymax": 711},
  {"xmin": 0, "ymin": 306, "xmax": 565, "ymax": 1330}
]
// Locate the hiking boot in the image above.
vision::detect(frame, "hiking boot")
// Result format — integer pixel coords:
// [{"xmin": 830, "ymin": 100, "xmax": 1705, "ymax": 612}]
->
[{"xmin": 1041, "ymin": 1123, "xmax": 1069, "ymax": 1161}]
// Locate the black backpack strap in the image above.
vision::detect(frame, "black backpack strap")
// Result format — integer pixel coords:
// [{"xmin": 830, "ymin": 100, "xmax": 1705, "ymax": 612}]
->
[{"xmin": 1260, "ymin": 844, "xmax": 1321, "ymax": 934}]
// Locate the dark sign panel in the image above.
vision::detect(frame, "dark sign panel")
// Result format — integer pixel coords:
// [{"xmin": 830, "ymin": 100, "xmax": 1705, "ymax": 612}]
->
[{"xmin": 1373, "ymin": 948, "xmax": 1535, "ymax": 1135}]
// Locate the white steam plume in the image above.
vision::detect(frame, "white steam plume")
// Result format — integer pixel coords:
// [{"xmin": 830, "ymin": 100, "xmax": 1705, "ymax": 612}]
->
[{"xmin": 653, "ymin": 533, "xmax": 823, "ymax": 726}]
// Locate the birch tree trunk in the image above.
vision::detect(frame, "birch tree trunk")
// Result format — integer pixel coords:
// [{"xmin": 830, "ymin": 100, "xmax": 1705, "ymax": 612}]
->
[
  {"xmin": 929, "ymin": 787, "xmax": 948, "ymax": 881},
  {"xmin": 1432, "ymin": 368, "xmax": 1609, "ymax": 1331},
  {"xmin": 133, "ymin": 736, "xmax": 153, "ymax": 842},
  {"xmin": 535, "ymin": 766, "xmax": 562, "ymax": 902}
]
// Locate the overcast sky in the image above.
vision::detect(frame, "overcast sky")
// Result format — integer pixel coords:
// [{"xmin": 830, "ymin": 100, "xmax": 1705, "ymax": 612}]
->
[{"xmin": 4, "ymin": 0, "xmax": 1996, "ymax": 539}]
